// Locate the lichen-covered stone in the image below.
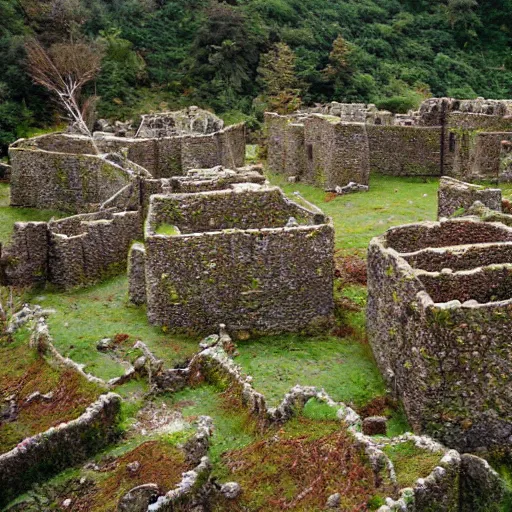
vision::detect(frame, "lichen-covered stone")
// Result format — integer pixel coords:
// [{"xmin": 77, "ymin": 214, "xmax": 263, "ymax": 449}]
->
[
  {"xmin": 438, "ymin": 176, "xmax": 502, "ymax": 218},
  {"xmin": 137, "ymin": 184, "xmax": 334, "ymax": 334},
  {"xmin": 367, "ymin": 217, "xmax": 512, "ymax": 451}
]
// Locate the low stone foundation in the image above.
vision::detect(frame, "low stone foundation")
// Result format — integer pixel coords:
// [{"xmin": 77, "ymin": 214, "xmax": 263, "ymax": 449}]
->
[{"xmin": 0, "ymin": 393, "xmax": 121, "ymax": 507}]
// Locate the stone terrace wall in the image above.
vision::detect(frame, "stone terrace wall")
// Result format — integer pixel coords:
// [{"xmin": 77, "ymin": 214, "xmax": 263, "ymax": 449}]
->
[
  {"xmin": 438, "ymin": 177, "xmax": 502, "ymax": 218},
  {"xmin": 134, "ymin": 186, "xmax": 334, "ymax": 334},
  {"xmin": 9, "ymin": 138, "xmax": 133, "ymax": 213},
  {"xmin": 0, "ymin": 393, "xmax": 121, "ymax": 508},
  {"xmin": 94, "ymin": 123, "xmax": 246, "ymax": 178},
  {"xmin": 367, "ymin": 125, "xmax": 442, "ymax": 176},
  {"xmin": 367, "ymin": 218, "xmax": 512, "ymax": 451}
]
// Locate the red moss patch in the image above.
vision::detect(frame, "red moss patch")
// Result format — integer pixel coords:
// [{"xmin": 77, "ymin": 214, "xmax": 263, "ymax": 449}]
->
[
  {"xmin": 0, "ymin": 338, "xmax": 101, "ymax": 453},
  {"xmin": 217, "ymin": 417, "xmax": 380, "ymax": 511},
  {"xmin": 334, "ymin": 251, "xmax": 367, "ymax": 286}
]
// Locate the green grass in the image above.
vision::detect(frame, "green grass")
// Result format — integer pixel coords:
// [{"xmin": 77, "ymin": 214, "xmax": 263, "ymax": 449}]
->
[
  {"xmin": 0, "ymin": 184, "xmax": 66, "ymax": 244},
  {"xmin": 235, "ymin": 334, "xmax": 385, "ymax": 409},
  {"xmin": 26, "ymin": 275, "xmax": 198, "ymax": 381},
  {"xmin": 155, "ymin": 223, "xmax": 180, "ymax": 236},
  {"xmin": 383, "ymin": 441, "xmax": 443, "ymax": 489},
  {"xmin": 268, "ymin": 172, "xmax": 439, "ymax": 253},
  {"xmin": 166, "ymin": 385, "xmax": 257, "ymax": 467}
]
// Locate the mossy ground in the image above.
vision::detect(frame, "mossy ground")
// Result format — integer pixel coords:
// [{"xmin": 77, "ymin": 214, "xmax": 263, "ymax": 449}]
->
[
  {"xmin": 0, "ymin": 183, "xmax": 66, "ymax": 244},
  {"xmin": 383, "ymin": 441, "xmax": 444, "ymax": 489},
  {"xmin": 25, "ymin": 276, "xmax": 198, "ymax": 381},
  {"xmin": 0, "ymin": 329, "xmax": 102, "ymax": 453}
]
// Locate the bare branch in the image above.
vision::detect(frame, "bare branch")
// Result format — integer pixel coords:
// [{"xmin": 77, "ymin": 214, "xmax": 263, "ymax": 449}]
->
[{"xmin": 25, "ymin": 38, "xmax": 103, "ymax": 139}]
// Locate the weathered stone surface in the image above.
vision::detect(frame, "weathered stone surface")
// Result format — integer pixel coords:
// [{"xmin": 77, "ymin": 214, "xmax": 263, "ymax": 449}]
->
[
  {"xmin": 266, "ymin": 112, "xmax": 370, "ymax": 189},
  {"xmin": 0, "ymin": 393, "xmax": 121, "ymax": 508},
  {"xmin": 136, "ymin": 107, "xmax": 224, "ymax": 138},
  {"xmin": 333, "ymin": 182, "xmax": 369, "ymax": 195},
  {"xmin": 118, "ymin": 483, "xmax": 163, "ymax": 512},
  {"xmin": 128, "ymin": 243, "xmax": 146, "ymax": 305},
  {"xmin": 220, "ymin": 482, "xmax": 241, "ymax": 500},
  {"xmin": 137, "ymin": 184, "xmax": 334, "ymax": 334},
  {"xmin": 367, "ymin": 217, "xmax": 512, "ymax": 451},
  {"xmin": 460, "ymin": 454, "xmax": 504, "ymax": 512},
  {"xmin": 438, "ymin": 176, "xmax": 502, "ymax": 218}
]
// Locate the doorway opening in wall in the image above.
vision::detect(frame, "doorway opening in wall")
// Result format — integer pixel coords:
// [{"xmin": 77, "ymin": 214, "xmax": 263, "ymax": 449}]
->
[{"xmin": 307, "ymin": 144, "xmax": 313, "ymax": 161}]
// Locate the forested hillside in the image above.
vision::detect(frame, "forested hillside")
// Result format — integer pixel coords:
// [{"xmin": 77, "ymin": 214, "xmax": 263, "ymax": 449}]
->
[{"xmin": 1, "ymin": 0, "xmax": 511, "ymax": 153}]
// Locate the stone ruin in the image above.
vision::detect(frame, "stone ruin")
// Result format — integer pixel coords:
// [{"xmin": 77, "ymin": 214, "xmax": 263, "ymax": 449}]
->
[
  {"xmin": 93, "ymin": 106, "xmax": 224, "ymax": 138},
  {"xmin": 129, "ymin": 184, "xmax": 334, "ymax": 334},
  {"xmin": 265, "ymin": 112, "xmax": 370, "ymax": 190},
  {"xmin": 266, "ymin": 97, "xmax": 512, "ymax": 186},
  {"xmin": 0, "ymin": 162, "xmax": 266, "ymax": 290},
  {"xmin": 437, "ymin": 176, "xmax": 502, "ymax": 218},
  {"xmin": 367, "ymin": 215, "xmax": 512, "ymax": 451},
  {"xmin": 135, "ymin": 106, "xmax": 224, "ymax": 138}
]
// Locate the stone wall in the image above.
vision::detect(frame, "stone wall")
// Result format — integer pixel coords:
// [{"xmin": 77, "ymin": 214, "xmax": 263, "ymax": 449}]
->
[
  {"xmin": 447, "ymin": 113, "xmax": 512, "ymax": 181},
  {"xmin": 265, "ymin": 113, "xmax": 370, "ymax": 188},
  {"xmin": 366, "ymin": 125, "xmax": 442, "ymax": 176},
  {"xmin": 1, "ymin": 209, "xmax": 142, "ymax": 289},
  {"xmin": 367, "ymin": 218, "xmax": 512, "ymax": 451},
  {"xmin": 438, "ymin": 176, "xmax": 502, "ymax": 218},
  {"xmin": 131, "ymin": 185, "xmax": 334, "ymax": 334},
  {"xmin": 9, "ymin": 137, "xmax": 133, "ymax": 213},
  {"xmin": 0, "ymin": 393, "xmax": 121, "ymax": 508},
  {"xmin": 136, "ymin": 107, "xmax": 224, "ymax": 138},
  {"xmin": 94, "ymin": 123, "xmax": 246, "ymax": 178},
  {"xmin": 49, "ymin": 210, "xmax": 142, "ymax": 288}
]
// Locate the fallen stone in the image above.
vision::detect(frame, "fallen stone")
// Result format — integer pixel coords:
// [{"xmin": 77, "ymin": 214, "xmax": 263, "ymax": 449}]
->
[
  {"xmin": 362, "ymin": 416, "xmax": 387, "ymax": 436},
  {"xmin": 118, "ymin": 483, "xmax": 162, "ymax": 512},
  {"xmin": 220, "ymin": 482, "xmax": 241, "ymax": 499},
  {"xmin": 199, "ymin": 334, "xmax": 219, "ymax": 350},
  {"xmin": 97, "ymin": 338, "xmax": 113, "ymax": 351},
  {"xmin": 326, "ymin": 492, "xmax": 341, "ymax": 508},
  {"xmin": 127, "ymin": 461, "xmax": 141, "ymax": 474},
  {"xmin": 334, "ymin": 182, "xmax": 369, "ymax": 195}
]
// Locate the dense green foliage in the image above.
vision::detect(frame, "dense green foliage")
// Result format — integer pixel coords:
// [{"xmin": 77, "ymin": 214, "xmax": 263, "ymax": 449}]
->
[{"xmin": 1, "ymin": 0, "xmax": 511, "ymax": 154}]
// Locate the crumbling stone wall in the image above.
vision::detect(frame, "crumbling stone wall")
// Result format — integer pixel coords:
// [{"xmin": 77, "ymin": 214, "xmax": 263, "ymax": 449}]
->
[
  {"xmin": 265, "ymin": 113, "xmax": 370, "ymax": 188},
  {"xmin": 94, "ymin": 123, "xmax": 246, "ymax": 178},
  {"xmin": 367, "ymin": 218, "xmax": 512, "ymax": 451},
  {"xmin": 0, "ymin": 393, "xmax": 121, "ymax": 508},
  {"xmin": 1, "ymin": 209, "xmax": 142, "ymax": 289},
  {"xmin": 438, "ymin": 177, "xmax": 502, "ymax": 218},
  {"xmin": 367, "ymin": 125, "xmax": 442, "ymax": 176},
  {"xmin": 447, "ymin": 113, "xmax": 512, "ymax": 181},
  {"xmin": 131, "ymin": 185, "xmax": 334, "ymax": 334},
  {"xmin": 136, "ymin": 107, "xmax": 224, "ymax": 138},
  {"xmin": 9, "ymin": 137, "xmax": 133, "ymax": 213},
  {"xmin": 48, "ymin": 210, "xmax": 142, "ymax": 288},
  {"xmin": 0, "ymin": 222, "xmax": 49, "ymax": 286}
]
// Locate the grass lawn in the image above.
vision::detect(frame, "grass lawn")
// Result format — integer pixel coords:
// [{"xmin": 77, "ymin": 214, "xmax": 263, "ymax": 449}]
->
[
  {"xmin": 26, "ymin": 276, "xmax": 198, "ymax": 381},
  {"xmin": 268, "ymin": 172, "xmax": 439, "ymax": 253},
  {"xmin": 0, "ymin": 184, "xmax": 66, "ymax": 244}
]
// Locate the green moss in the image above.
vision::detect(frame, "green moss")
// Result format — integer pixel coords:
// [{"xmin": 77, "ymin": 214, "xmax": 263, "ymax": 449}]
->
[
  {"xmin": 384, "ymin": 441, "xmax": 443, "ymax": 489},
  {"xmin": 156, "ymin": 223, "xmax": 180, "ymax": 235}
]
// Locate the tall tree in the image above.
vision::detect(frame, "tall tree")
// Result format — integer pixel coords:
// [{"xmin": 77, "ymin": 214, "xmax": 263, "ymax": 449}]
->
[{"xmin": 257, "ymin": 42, "xmax": 301, "ymax": 114}]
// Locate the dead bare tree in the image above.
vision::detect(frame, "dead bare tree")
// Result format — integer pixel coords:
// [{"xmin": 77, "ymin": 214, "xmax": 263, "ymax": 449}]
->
[{"xmin": 25, "ymin": 38, "xmax": 103, "ymax": 139}]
